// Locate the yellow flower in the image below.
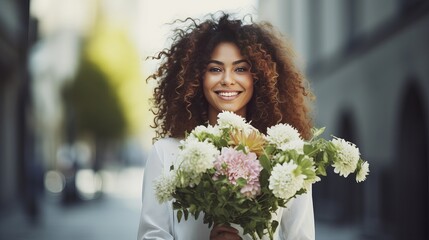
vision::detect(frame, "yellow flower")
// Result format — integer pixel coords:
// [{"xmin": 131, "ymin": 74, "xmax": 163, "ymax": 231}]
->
[{"xmin": 229, "ymin": 129, "xmax": 267, "ymax": 156}]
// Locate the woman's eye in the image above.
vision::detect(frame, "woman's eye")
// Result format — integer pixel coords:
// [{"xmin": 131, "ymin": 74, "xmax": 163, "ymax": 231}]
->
[
  {"xmin": 235, "ymin": 67, "xmax": 248, "ymax": 72},
  {"xmin": 209, "ymin": 67, "xmax": 222, "ymax": 72}
]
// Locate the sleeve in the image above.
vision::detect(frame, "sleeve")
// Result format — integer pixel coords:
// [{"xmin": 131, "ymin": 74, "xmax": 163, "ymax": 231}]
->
[
  {"xmin": 137, "ymin": 143, "xmax": 174, "ymax": 240},
  {"xmin": 278, "ymin": 186, "xmax": 315, "ymax": 240}
]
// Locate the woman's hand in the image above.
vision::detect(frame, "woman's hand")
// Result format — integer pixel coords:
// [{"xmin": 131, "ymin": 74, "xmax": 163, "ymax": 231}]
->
[{"xmin": 210, "ymin": 224, "xmax": 242, "ymax": 240}]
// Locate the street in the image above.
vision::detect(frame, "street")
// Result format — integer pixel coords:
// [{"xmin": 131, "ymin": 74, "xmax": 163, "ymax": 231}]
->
[{"xmin": 0, "ymin": 167, "xmax": 143, "ymax": 240}]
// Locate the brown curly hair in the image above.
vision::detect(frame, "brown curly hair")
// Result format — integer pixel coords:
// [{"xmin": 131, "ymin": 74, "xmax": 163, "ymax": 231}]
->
[{"xmin": 148, "ymin": 13, "xmax": 314, "ymax": 141}]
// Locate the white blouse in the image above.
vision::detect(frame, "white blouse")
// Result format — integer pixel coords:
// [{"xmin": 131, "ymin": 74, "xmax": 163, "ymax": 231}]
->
[{"xmin": 138, "ymin": 138, "xmax": 315, "ymax": 240}]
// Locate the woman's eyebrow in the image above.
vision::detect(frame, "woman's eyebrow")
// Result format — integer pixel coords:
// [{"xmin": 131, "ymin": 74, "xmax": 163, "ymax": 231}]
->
[
  {"xmin": 207, "ymin": 60, "xmax": 224, "ymax": 65},
  {"xmin": 207, "ymin": 59, "xmax": 249, "ymax": 65},
  {"xmin": 232, "ymin": 59, "xmax": 249, "ymax": 65}
]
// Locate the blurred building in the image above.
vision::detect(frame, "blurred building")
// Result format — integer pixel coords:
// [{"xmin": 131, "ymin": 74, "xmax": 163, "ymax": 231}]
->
[
  {"xmin": 0, "ymin": 0, "xmax": 40, "ymax": 217},
  {"xmin": 259, "ymin": 0, "xmax": 428, "ymax": 239},
  {"xmin": 1, "ymin": 0, "xmax": 148, "ymax": 219}
]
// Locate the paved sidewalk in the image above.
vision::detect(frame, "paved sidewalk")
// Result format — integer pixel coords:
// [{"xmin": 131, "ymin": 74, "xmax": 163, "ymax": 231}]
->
[
  {"xmin": 0, "ymin": 167, "xmax": 143, "ymax": 240},
  {"xmin": 0, "ymin": 197, "xmax": 140, "ymax": 240}
]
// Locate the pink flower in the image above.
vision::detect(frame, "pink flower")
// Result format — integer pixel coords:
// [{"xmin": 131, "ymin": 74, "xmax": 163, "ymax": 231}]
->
[{"xmin": 213, "ymin": 147, "xmax": 262, "ymax": 198}]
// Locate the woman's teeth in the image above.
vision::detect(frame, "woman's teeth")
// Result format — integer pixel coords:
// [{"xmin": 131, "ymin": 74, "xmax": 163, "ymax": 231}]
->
[{"xmin": 218, "ymin": 92, "xmax": 239, "ymax": 97}]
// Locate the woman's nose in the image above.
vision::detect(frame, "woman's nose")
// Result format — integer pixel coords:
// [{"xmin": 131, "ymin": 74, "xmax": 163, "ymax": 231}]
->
[{"xmin": 221, "ymin": 72, "xmax": 235, "ymax": 85}]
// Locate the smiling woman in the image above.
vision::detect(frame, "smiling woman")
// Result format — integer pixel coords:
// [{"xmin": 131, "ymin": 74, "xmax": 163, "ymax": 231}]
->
[
  {"xmin": 139, "ymin": 13, "xmax": 315, "ymax": 240},
  {"xmin": 148, "ymin": 14, "xmax": 313, "ymax": 141}
]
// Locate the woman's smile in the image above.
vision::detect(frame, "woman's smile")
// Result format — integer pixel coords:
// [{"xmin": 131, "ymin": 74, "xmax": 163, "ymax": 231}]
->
[{"xmin": 215, "ymin": 90, "xmax": 242, "ymax": 98}]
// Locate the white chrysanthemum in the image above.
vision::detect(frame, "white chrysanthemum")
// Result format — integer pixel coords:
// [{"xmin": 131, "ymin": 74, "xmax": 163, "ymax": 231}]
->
[
  {"xmin": 180, "ymin": 134, "xmax": 199, "ymax": 146},
  {"xmin": 356, "ymin": 161, "xmax": 369, "ymax": 182},
  {"xmin": 331, "ymin": 137, "xmax": 360, "ymax": 177},
  {"xmin": 269, "ymin": 161, "xmax": 306, "ymax": 200},
  {"xmin": 191, "ymin": 125, "xmax": 221, "ymax": 138},
  {"xmin": 266, "ymin": 124, "xmax": 304, "ymax": 152},
  {"xmin": 176, "ymin": 140, "xmax": 219, "ymax": 186},
  {"xmin": 217, "ymin": 111, "xmax": 253, "ymax": 132},
  {"xmin": 184, "ymin": 135, "xmax": 198, "ymax": 144},
  {"xmin": 154, "ymin": 173, "xmax": 176, "ymax": 203},
  {"xmin": 280, "ymin": 140, "xmax": 305, "ymax": 153}
]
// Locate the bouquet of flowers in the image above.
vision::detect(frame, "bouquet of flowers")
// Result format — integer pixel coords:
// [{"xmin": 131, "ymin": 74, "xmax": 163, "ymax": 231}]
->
[{"xmin": 154, "ymin": 111, "xmax": 369, "ymax": 240}]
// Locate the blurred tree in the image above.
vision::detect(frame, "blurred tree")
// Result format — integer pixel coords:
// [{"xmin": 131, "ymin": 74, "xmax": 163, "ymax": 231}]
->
[
  {"xmin": 64, "ymin": 57, "xmax": 127, "ymax": 141},
  {"xmin": 62, "ymin": 13, "xmax": 147, "ymax": 174},
  {"xmin": 85, "ymin": 19, "xmax": 147, "ymax": 137}
]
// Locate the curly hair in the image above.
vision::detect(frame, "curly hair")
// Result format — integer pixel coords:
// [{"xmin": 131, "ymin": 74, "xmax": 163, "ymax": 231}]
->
[{"xmin": 148, "ymin": 13, "xmax": 314, "ymax": 141}]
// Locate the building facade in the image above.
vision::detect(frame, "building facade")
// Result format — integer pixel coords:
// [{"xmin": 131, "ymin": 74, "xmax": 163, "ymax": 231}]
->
[
  {"xmin": 0, "ymin": 0, "xmax": 48, "ymax": 223},
  {"xmin": 259, "ymin": 0, "xmax": 429, "ymax": 239}
]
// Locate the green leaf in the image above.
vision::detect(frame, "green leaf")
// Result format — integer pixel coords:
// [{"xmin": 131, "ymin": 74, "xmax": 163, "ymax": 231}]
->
[
  {"xmin": 177, "ymin": 210, "xmax": 183, "ymax": 222},
  {"xmin": 282, "ymin": 153, "xmax": 290, "ymax": 163},
  {"xmin": 303, "ymin": 144, "xmax": 315, "ymax": 155},
  {"xmin": 312, "ymin": 127, "xmax": 325, "ymax": 139},
  {"xmin": 259, "ymin": 154, "xmax": 272, "ymax": 171},
  {"xmin": 236, "ymin": 144, "xmax": 247, "ymax": 153},
  {"xmin": 322, "ymin": 151, "xmax": 329, "ymax": 164},
  {"xmin": 326, "ymin": 141, "xmax": 337, "ymax": 152},
  {"xmin": 256, "ymin": 225, "xmax": 264, "ymax": 239},
  {"xmin": 189, "ymin": 204, "xmax": 196, "ymax": 214},
  {"xmin": 316, "ymin": 165, "xmax": 327, "ymax": 176},
  {"xmin": 172, "ymin": 201, "xmax": 181, "ymax": 210},
  {"xmin": 263, "ymin": 145, "xmax": 274, "ymax": 154},
  {"xmin": 219, "ymin": 138, "xmax": 228, "ymax": 146},
  {"xmin": 184, "ymin": 209, "xmax": 189, "ymax": 220},
  {"xmin": 271, "ymin": 220, "xmax": 279, "ymax": 233},
  {"xmin": 260, "ymin": 169, "xmax": 270, "ymax": 187}
]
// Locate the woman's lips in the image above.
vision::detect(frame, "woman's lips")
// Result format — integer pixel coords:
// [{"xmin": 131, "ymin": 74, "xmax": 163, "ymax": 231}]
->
[{"xmin": 215, "ymin": 91, "xmax": 242, "ymax": 100}]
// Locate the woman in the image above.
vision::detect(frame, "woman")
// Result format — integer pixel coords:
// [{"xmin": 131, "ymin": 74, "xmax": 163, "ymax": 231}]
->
[{"xmin": 138, "ymin": 13, "xmax": 315, "ymax": 240}]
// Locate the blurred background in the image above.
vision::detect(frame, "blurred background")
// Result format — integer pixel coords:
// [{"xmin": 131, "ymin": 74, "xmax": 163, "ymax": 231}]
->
[{"xmin": 0, "ymin": 0, "xmax": 428, "ymax": 239}]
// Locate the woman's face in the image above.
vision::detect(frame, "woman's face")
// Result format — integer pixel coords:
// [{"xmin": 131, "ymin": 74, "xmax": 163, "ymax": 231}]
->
[{"xmin": 203, "ymin": 42, "xmax": 253, "ymax": 124}]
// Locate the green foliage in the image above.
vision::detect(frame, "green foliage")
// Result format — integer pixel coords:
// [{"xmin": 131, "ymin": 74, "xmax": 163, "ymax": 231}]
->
[
  {"xmin": 63, "ymin": 58, "xmax": 127, "ymax": 140},
  {"xmin": 172, "ymin": 171, "xmax": 281, "ymax": 239},
  {"xmin": 85, "ymin": 21, "xmax": 147, "ymax": 136},
  {"xmin": 63, "ymin": 16, "xmax": 147, "ymax": 142}
]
